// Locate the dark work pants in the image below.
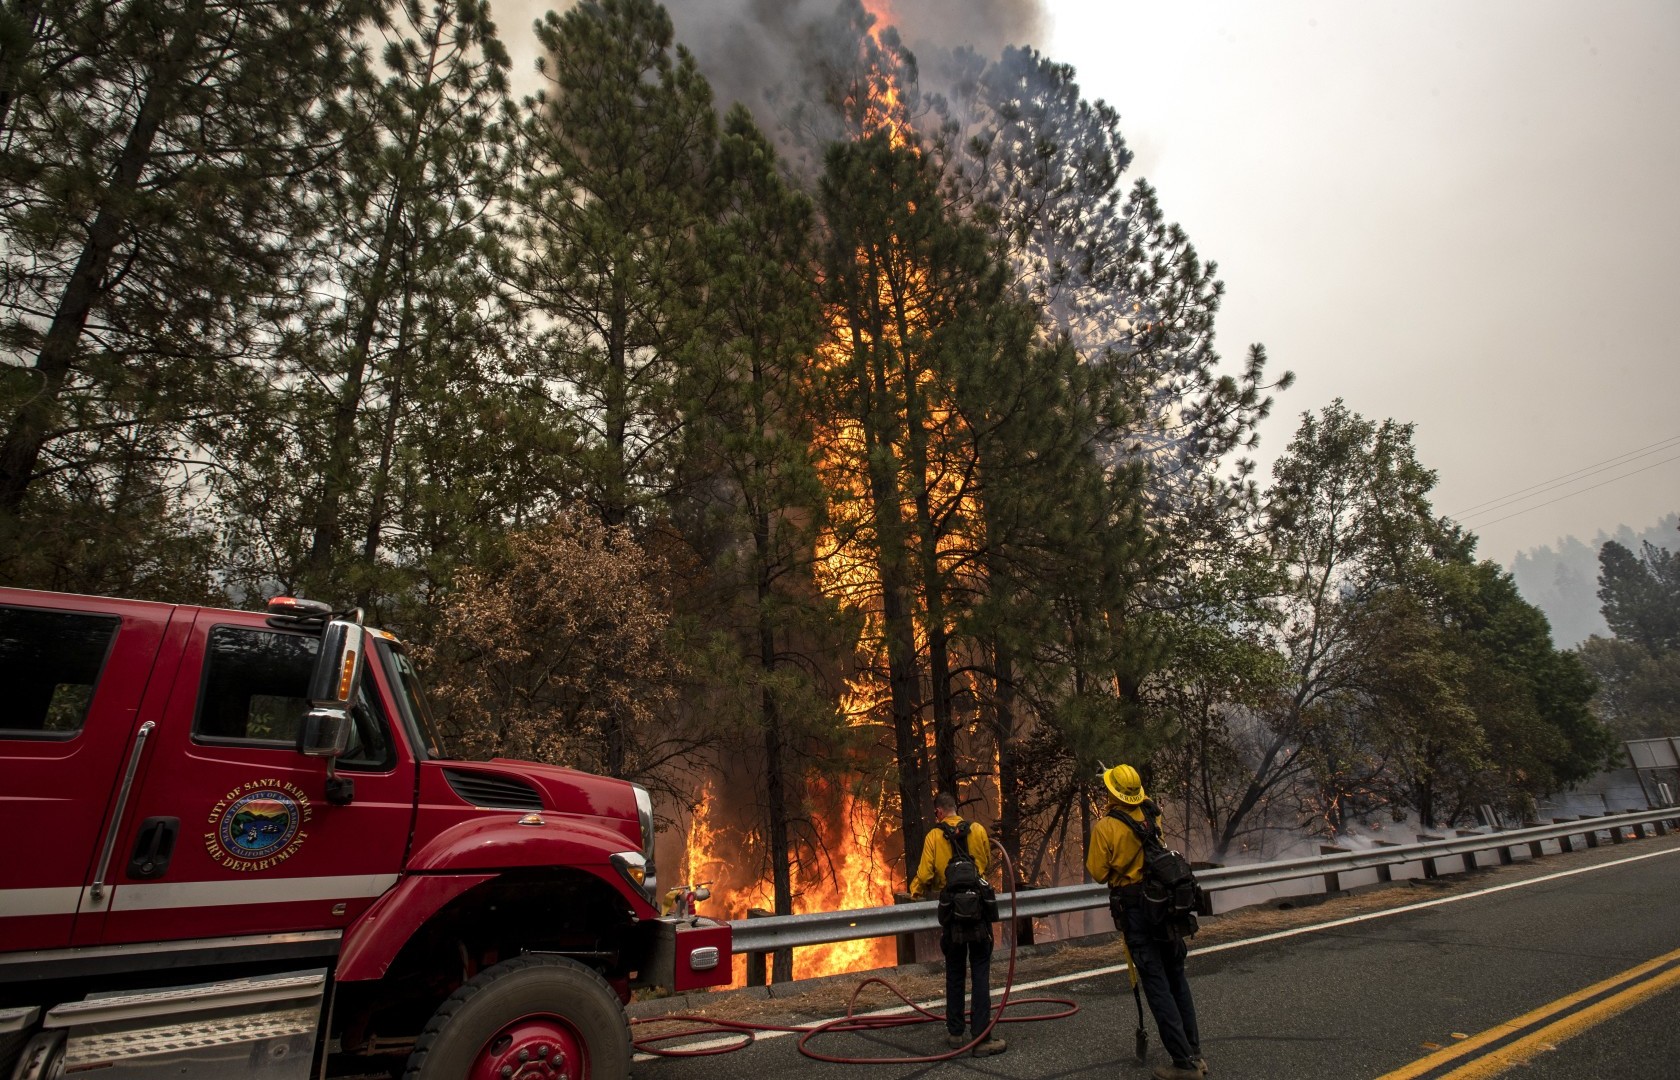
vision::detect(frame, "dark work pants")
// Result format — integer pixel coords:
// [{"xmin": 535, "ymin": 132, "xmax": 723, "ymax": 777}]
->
[
  {"xmin": 1121, "ymin": 905, "xmax": 1200, "ymax": 1066},
  {"xmin": 941, "ymin": 933, "xmax": 994, "ymax": 1036}
]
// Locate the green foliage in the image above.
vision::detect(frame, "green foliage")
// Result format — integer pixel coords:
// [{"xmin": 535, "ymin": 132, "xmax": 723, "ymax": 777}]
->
[
  {"xmin": 1579, "ymin": 522, "xmax": 1680, "ymax": 738},
  {"xmin": 1597, "ymin": 535, "xmax": 1680, "ymax": 653},
  {"xmin": 0, "ymin": 0, "xmax": 375, "ymax": 591},
  {"xmin": 1260, "ymin": 402, "xmax": 1614, "ymax": 832},
  {"xmin": 509, "ymin": 0, "xmax": 717, "ymax": 528},
  {"xmin": 1579, "ymin": 636, "xmax": 1680, "ymax": 739},
  {"xmin": 220, "ymin": 0, "xmax": 521, "ymax": 624}
]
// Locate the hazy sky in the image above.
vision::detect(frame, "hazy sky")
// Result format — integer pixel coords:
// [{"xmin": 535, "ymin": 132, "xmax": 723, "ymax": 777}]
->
[
  {"xmin": 494, "ymin": 0, "xmax": 1680, "ymax": 564},
  {"xmin": 1038, "ymin": 1, "xmax": 1680, "ymax": 564}
]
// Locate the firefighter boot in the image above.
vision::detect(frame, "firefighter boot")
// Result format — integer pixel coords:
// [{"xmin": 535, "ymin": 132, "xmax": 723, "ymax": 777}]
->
[{"xmin": 1152, "ymin": 1064, "xmax": 1202, "ymax": 1080}]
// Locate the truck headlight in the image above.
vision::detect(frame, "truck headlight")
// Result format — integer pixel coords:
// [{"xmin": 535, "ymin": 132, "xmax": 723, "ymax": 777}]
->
[
  {"xmin": 610, "ymin": 851, "xmax": 657, "ymax": 905},
  {"xmin": 631, "ymin": 784, "xmax": 657, "ymax": 899}
]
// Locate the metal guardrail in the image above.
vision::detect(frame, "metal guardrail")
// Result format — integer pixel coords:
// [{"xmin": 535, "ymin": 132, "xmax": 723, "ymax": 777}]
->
[{"xmin": 729, "ymin": 806, "xmax": 1680, "ymax": 955}]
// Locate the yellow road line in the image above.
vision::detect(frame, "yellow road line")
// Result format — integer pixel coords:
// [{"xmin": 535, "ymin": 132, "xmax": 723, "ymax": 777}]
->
[{"xmin": 1374, "ymin": 944, "xmax": 1680, "ymax": 1080}]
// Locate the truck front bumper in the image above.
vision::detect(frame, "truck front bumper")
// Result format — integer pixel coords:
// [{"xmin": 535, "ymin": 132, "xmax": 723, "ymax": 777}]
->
[{"xmin": 640, "ymin": 918, "xmax": 732, "ymax": 993}]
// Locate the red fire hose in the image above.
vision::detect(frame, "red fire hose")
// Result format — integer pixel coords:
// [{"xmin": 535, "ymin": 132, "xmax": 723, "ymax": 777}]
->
[{"xmin": 631, "ymin": 843, "xmax": 1081, "ymax": 1064}]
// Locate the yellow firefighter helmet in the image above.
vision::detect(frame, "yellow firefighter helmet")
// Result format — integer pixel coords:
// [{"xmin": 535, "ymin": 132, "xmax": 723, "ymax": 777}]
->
[{"xmin": 1100, "ymin": 763, "xmax": 1148, "ymax": 805}]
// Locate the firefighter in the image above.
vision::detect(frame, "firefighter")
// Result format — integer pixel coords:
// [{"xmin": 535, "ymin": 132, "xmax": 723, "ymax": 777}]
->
[
  {"xmin": 1087, "ymin": 764, "xmax": 1207, "ymax": 1079},
  {"xmin": 909, "ymin": 791, "xmax": 1006, "ymax": 1057}
]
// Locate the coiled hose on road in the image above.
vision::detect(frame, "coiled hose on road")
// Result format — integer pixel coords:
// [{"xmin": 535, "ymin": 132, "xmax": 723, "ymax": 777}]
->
[{"xmin": 631, "ymin": 842, "xmax": 1082, "ymax": 1064}]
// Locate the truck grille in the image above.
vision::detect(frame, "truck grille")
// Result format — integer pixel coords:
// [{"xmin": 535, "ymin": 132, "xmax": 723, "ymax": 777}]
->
[{"xmin": 442, "ymin": 769, "xmax": 544, "ymax": 811}]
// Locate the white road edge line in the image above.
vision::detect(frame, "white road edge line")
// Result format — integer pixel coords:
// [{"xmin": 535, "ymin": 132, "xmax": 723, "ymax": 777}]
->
[{"xmin": 632, "ymin": 843, "xmax": 1680, "ymax": 1061}]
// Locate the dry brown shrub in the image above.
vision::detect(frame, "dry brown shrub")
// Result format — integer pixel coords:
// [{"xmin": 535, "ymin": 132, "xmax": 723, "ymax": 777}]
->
[{"xmin": 422, "ymin": 511, "xmax": 681, "ymax": 776}]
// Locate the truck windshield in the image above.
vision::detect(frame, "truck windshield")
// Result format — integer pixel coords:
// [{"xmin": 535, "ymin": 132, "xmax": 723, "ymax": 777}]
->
[{"xmin": 375, "ymin": 639, "xmax": 446, "ymax": 760}]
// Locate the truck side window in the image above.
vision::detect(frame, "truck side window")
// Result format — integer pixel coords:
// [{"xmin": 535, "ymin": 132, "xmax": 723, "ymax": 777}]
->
[
  {"xmin": 196, "ymin": 627, "xmax": 394, "ymax": 770},
  {"xmin": 197, "ymin": 627, "xmax": 317, "ymax": 744},
  {"xmin": 0, "ymin": 605, "xmax": 120, "ymax": 736}
]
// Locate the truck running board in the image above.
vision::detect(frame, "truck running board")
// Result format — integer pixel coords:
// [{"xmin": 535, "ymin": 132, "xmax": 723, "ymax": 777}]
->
[{"xmin": 39, "ymin": 969, "xmax": 326, "ymax": 1079}]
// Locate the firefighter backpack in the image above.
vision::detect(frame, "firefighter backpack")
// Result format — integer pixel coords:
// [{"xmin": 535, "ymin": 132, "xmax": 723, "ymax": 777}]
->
[
  {"xmin": 1111, "ymin": 803, "xmax": 1202, "ymax": 938},
  {"xmin": 935, "ymin": 821, "xmax": 997, "ymax": 943}
]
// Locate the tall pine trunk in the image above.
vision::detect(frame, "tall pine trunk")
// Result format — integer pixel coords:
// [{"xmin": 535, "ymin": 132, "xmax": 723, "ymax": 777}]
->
[
  {"xmin": 991, "ymin": 640, "xmax": 1021, "ymax": 878},
  {"xmin": 757, "ymin": 538, "xmax": 794, "ymax": 981},
  {"xmin": 307, "ymin": 28, "xmax": 442, "ymax": 579},
  {"xmin": 905, "ymin": 389, "xmax": 957, "ymax": 798},
  {"xmin": 860, "ymin": 334, "xmax": 926, "ymax": 873},
  {"xmin": 0, "ymin": 0, "xmax": 46, "ymax": 137},
  {"xmin": 0, "ymin": 1, "xmax": 204, "ymax": 513},
  {"xmin": 357, "ymin": 280, "xmax": 416, "ymax": 606}
]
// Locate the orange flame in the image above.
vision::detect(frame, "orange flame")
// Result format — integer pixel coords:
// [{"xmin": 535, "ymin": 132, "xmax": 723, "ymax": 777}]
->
[
  {"xmin": 680, "ymin": 776, "xmax": 897, "ymax": 983},
  {"xmin": 675, "ymin": 0, "xmax": 978, "ymax": 986}
]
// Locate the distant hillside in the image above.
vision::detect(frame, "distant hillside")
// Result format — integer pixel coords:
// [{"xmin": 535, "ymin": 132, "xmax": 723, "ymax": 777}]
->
[{"xmin": 1510, "ymin": 513, "xmax": 1679, "ymax": 648}]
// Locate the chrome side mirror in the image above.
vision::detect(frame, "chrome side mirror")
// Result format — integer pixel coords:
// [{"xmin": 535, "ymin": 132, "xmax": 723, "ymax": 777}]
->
[
  {"xmin": 299, "ymin": 708, "xmax": 352, "ymax": 758},
  {"xmin": 299, "ymin": 617, "xmax": 364, "ymax": 759}
]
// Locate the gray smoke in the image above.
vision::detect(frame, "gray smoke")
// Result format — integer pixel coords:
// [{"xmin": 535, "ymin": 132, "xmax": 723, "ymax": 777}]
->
[
  {"xmin": 489, "ymin": 0, "xmax": 1048, "ymax": 124},
  {"xmin": 660, "ymin": 0, "xmax": 1048, "ymax": 116}
]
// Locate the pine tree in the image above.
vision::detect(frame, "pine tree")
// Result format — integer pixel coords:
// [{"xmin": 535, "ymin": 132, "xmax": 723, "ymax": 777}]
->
[
  {"xmin": 278, "ymin": 0, "xmax": 516, "ymax": 607},
  {"xmin": 816, "ymin": 129, "xmax": 1076, "ymax": 865},
  {"xmin": 1578, "ymin": 523, "xmax": 1680, "ymax": 739},
  {"xmin": 1597, "ymin": 536, "xmax": 1680, "ymax": 654},
  {"xmin": 509, "ymin": 0, "xmax": 717, "ymax": 530},
  {"xmin": 0, "ymin": 0, "xmax": 374, "ymax": 589},
  {"xmin": 815, "ymin": 133, "xmax": 942, "ymax": 858},
  {"xmin": 673, "ymin": 105, "xmax": 846, "ymax": 979}
]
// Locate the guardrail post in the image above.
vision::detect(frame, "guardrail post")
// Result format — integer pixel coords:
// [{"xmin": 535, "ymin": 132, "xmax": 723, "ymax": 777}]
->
[
  {"xmin": 1372, "ymin": 840, "xmax": 1398, "ymax": 882},
  {"xmin": 1553, "ymin": 819, "xmax": 1575, "ymax": 853},
  {"xmin": 1319, "ymin": 845, "xmax": 1348, "ymax": 894},
  {"xmin": 1010, "ymin": 886, "xmax": 1038, "ymax": 947},
  {"xmin": 1492, "ymin": 829, "xmax": 1515, "ymax": 865},
  {"xmin": 1655, "ymin": 817, "xmax": 1670, "ymax": 837},
  {"xmin": 1583, "ymin": 816, "xmax": 1601, "ymax": 848},
  {"xmin": 1417, "ymin": 833, "xmax": 1445, "ymax": 878},
  {"xmin": 1624, "ymin": 812, "xmax": 1648, "ymax": 840},
  {"xmin": 1193, "ymin": 863, "xmax": 1221, "ymax": 914},
  {"xmin": 1454, "ymin": 830, "xmax": 1481, "ymax": 872},
  {"xmin": 745, "ymin": 908, "xmax": 770, "ymax": 987},
  {"xmin": 892, "ymin": 893, "xmax": 920, "ymax": 966}
]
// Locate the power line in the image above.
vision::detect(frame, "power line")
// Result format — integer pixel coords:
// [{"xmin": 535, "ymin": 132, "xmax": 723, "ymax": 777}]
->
[
  {"xmin": 1450, "ymin": 432, "xmax": 1680, "ymax": 521},
  {"xmin": 1460, "ymin": 452, "xmax": 1680, "ymax": 531}
]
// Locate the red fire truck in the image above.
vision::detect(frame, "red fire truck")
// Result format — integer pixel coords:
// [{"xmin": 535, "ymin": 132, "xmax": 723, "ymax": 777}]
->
[{"xmin": 0, "ymin": 587, "xmax": 730, "ymax": 1079}]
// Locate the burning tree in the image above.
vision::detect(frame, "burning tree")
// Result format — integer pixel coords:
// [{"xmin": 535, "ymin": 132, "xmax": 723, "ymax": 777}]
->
[
  {"xmin": 445, "ymin": 0, "xmax": 1299, "ymax": 972},
  {"xmin": 669, "ymin": 105, "xmax": 864, "ymax": 980}
]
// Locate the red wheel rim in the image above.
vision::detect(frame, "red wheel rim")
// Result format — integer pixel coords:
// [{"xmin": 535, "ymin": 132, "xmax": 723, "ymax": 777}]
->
[{"xmin": 468, "ymin": 1013, "xmax": 588, "ymax": 1080}]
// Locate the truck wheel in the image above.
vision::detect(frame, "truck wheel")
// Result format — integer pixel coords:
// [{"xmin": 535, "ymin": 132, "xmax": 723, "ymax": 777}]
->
[
  {"xmin": 10, "ymin": 1030, "xmax": 65, "ymax": 1080},
  {"xmin": 403, "ymin": 954, "xmax": 629, "ymax": 1080}
]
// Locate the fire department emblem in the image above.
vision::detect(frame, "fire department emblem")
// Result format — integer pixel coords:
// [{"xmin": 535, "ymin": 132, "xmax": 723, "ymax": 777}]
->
[{"xmin": 205, "ymin": 780, "xmax": 312, "ymax": 871}]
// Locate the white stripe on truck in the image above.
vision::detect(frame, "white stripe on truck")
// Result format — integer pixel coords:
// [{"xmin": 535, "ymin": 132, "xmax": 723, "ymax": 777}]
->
[
  {"xmin": 109, "ymin": 874, "xmax": 399, "ymax": 911},
  {"xmin": 0, "ymin": 887, "xmax": 82, "ymax": 917}
]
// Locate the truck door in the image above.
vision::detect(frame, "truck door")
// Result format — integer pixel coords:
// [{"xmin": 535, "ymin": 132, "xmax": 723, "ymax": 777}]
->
[
  {"xmin": 0, "ymin": 594, "xmax": 180, "ymax": 951},
  {"xmin": 95, "ymin": 611, "xmax": 417, "ymax": 947}
]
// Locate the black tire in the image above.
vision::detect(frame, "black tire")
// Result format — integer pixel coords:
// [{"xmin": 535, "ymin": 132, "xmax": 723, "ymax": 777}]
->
[
  {"xmin": 10, "ymin": 1030, "xmax": 65, "ymax": 1080},
  {"xmin": 403, "ymin": 955, "xmax": 630, "ymax": 1080}
]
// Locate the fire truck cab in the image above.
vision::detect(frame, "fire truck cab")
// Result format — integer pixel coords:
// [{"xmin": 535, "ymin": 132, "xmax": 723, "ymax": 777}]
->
[{"xmin": 0, "ymin": 587, "xmax": 729, "ymax": 1079}]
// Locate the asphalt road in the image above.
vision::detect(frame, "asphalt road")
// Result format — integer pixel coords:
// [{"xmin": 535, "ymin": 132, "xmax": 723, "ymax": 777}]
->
[{"xmin": 630, "ymin": 836, "xmax": 1680, "ymax": 1080}]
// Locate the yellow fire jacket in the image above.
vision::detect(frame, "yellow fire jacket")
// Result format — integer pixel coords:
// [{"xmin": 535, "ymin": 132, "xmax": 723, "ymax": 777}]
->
[
  {"xmin": 908, "ymin": 815, "xmax": 991, "ymax": 898},
  {"xmin": 1085, "ymin": 800, "xmax": 1154, "ymax": 888}
]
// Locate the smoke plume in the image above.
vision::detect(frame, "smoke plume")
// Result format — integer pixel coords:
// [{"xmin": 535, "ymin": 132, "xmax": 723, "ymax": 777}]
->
[
  {"xmin": 660, "ymin": 0, "xmax": 1048, "ymax": 116},
  {"xmin": 489, "ymin": 0, "xmax": 1050, "ymax": 124}
]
